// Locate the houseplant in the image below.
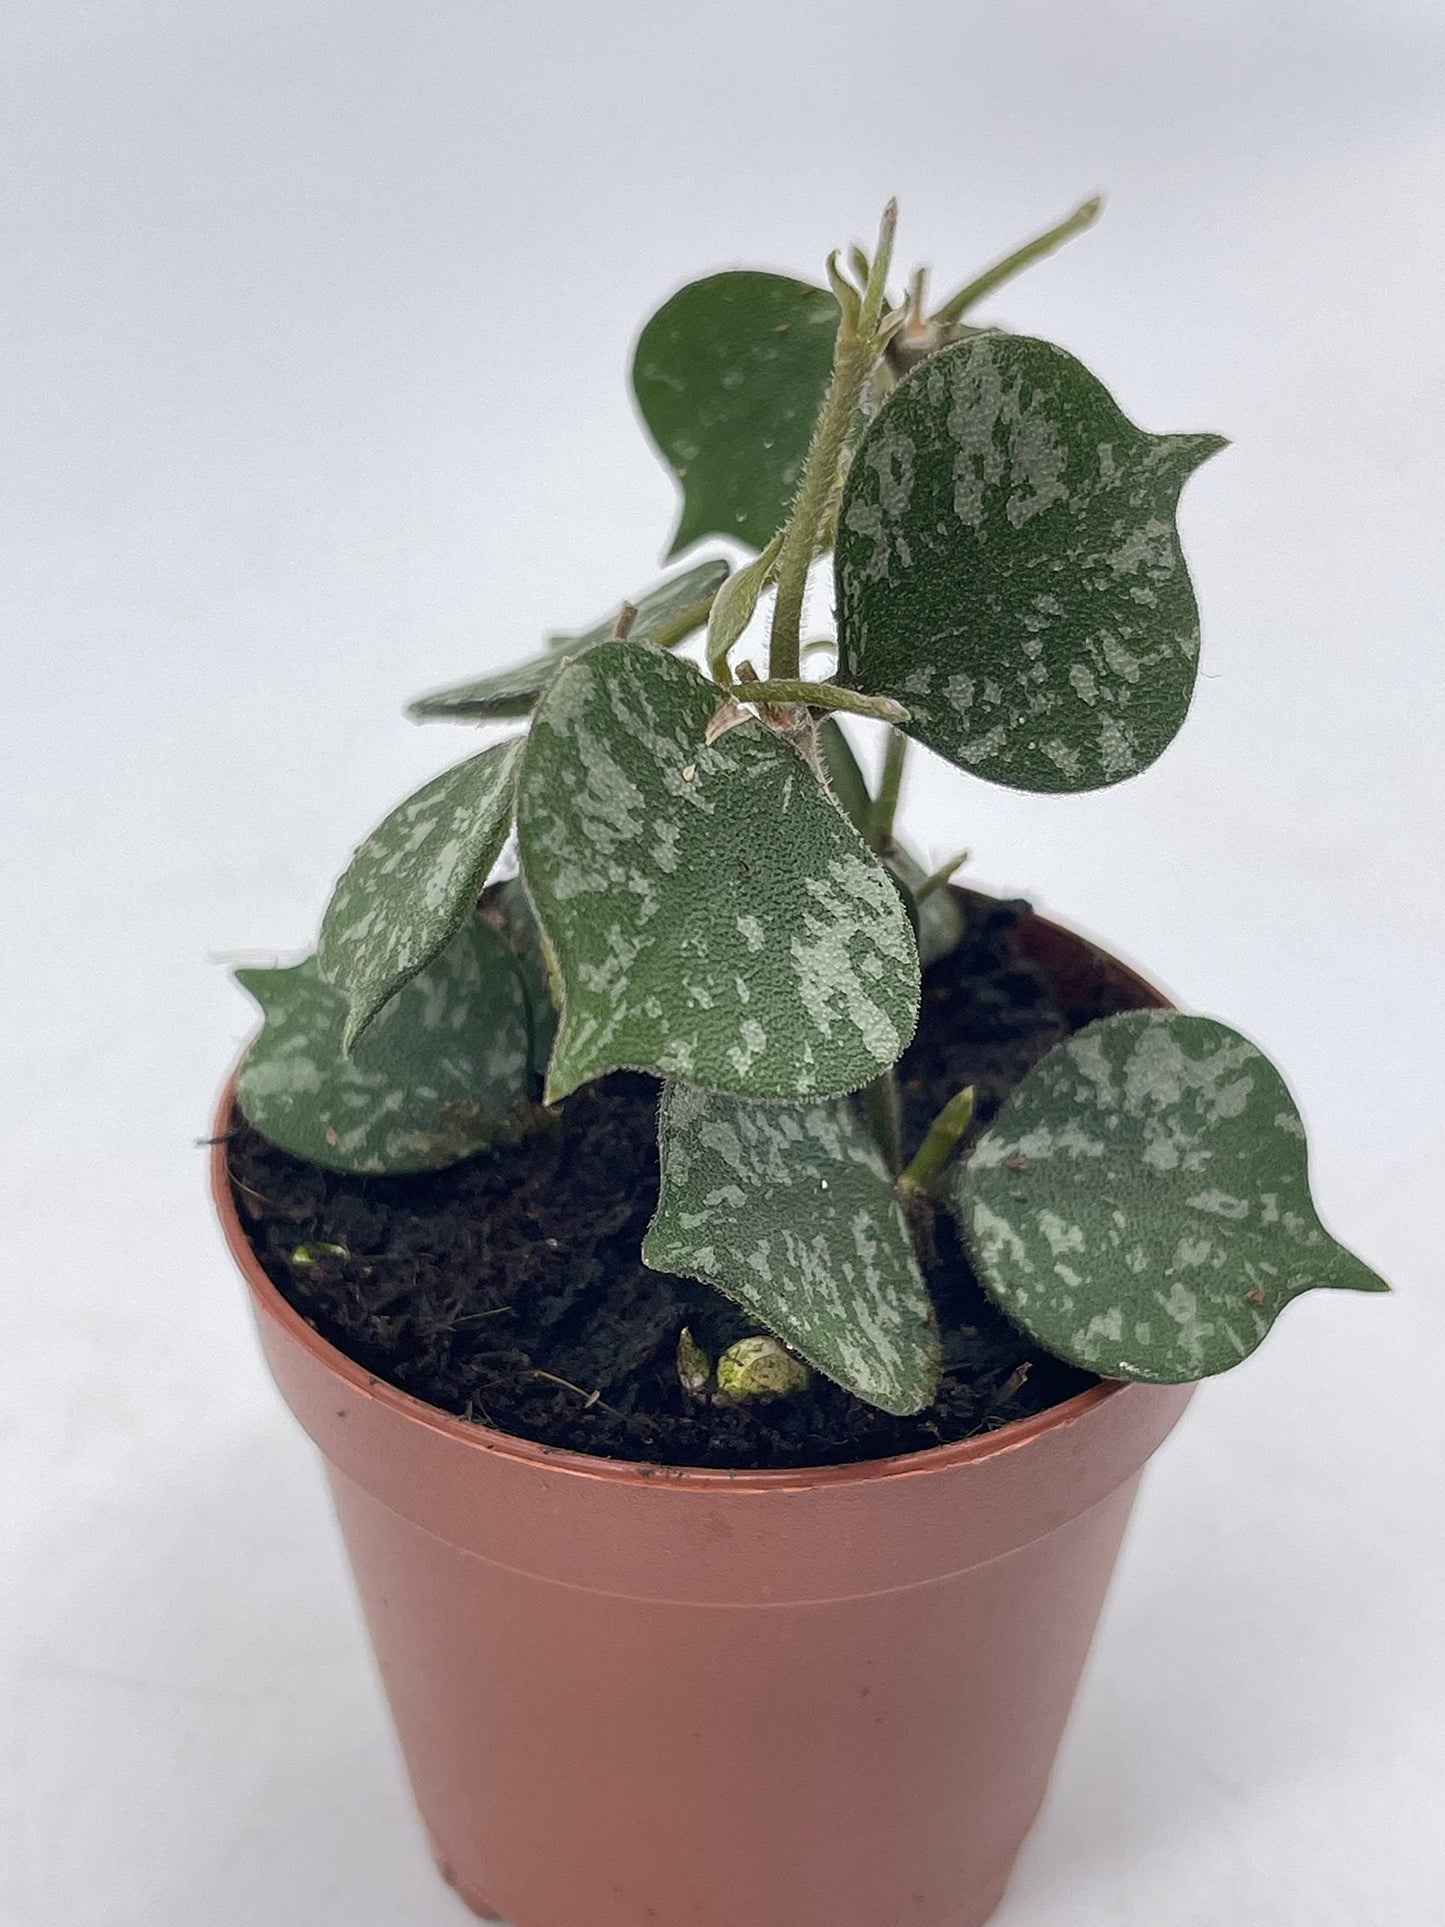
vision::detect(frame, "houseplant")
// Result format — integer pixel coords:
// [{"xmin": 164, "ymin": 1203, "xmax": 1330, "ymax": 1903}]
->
[{"xmin": 214, "ymin": 200, "xmax": 1387, "ymax": 1927}]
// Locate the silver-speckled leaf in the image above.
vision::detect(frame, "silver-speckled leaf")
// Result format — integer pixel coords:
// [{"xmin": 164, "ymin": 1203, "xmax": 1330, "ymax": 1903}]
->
[
  {"xmin": 483, "ymin": 875, "xmax": 558, "ymax": 1078},
  {"xmin": 815, "ymin": 719, "xmax": 964, "ymax": 968},
  {"xmin": 633, "ymin": 272, "xmax": 839, "ymax": 556},
  {"xmin": 235, "ymin": 919, "xmax": 532, "ymax": 1174},
  {"xmin": 955, "ymin": 1011, "xmax": 1388, "ymax": 1382},
  {"xmin": 318, "ymin": 739, "xmax": 521, "ymax": 1053},
  {"xmin": 408, "ymin": 560, "xmax": 730, "ymax": 721},
  {"xmin": 645, "ymin": 1081, "xmax": 940, "ymax": 1414},
  {"xmin": 837, "ymin": 334, "xmax": 1224, "ymax": 793},
  {"xmin": 516, "ymin": 640, "xmax": 919, "ymax": 1103}
]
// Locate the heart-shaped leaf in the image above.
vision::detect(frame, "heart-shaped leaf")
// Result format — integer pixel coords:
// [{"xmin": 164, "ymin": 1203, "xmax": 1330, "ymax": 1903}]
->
[
  {"xmin": 645, "ymin": 1082, "xmax": 940, "ymax": 1415},
  {"xmin": 633, "ymin": 272, "xmax": 839, "ymax": 556},
  {"xmin": 235, "ymin": 917, "xmax": 533, "ymax": 1175},
  {"xmin": 516, "ymin": 640, "xmax": 919, "ymax": 1102},
  {"xmin": 954, "ymin": 1010, "xmax": 1388, "ymax": 1382},
  {"xmin": 318, "ymin": 739, "xmax": 521, "ymax": 1053},
  {"xmin": 408, "ymin": 560, "xmax": 729, "ymax": 722},
  {"xmin": 837, "ymin": 334, "xmax": 1224, "ymax": 792}
]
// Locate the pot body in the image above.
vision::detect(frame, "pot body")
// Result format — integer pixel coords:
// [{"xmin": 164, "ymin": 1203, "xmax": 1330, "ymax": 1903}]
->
[{"xmin": 214, "ymin": 908, "xmax": 1192, "ymax": 1927}]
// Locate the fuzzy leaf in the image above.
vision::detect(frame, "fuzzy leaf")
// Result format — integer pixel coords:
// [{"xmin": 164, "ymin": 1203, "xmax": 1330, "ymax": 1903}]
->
[
  {"xmin": 409, "ymin": 560, "xmax": 729, "ymax": 721},
  {"xmin": 705, "ymin": 531, "xmax": 781, "ymax": 679},
  {"xmin": 816, "ymin": 716, "xmax": 873, "ymax": 838},
  {"xmin": 318, "ymin": 741, "xmax": 521, "ymax": 1053},
  {"xmin": 516, "ymin": 640, "xmax": 919, "ymax": 1102},
  {"xmin": 645, "ymin": 1082, "xmax": 940, "ymax": 1415},
  {"xmin": 837, "ymin": 334, "xmax": 1224, "ymax": 792},
  {"xmin": 955, "ymin": 1011, "xmax": 1388, "ymax": 1382},
  {"xmin": 235, "ymin": 918, "xmax": 532, "ymax": 1175},
  {"xmin": 484, "ymin": 876, "xmax": 558, "ymax": 1078},
  {"xmin": 633, "ymin": 272, "xmax": 839, "ymax": 556}
]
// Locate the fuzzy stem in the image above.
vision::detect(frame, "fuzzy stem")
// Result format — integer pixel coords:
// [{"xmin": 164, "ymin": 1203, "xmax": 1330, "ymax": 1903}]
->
[
  {"xmin": 870, "ymin": 728, "xmax": 909, "ymax": 849},
  {"xmin": 897, "ymin": 1085, "xmax": 976, "ymax": 1201},
  {"xmin": 769, "ymin": 202, "xmax": 898, "ymax": 681},
  {"xmin": 929, "ymin": 195, "xmax": 1102, "ymax": 329},
  {"xmin": 735, "ymin": 680, "xmax": 908, "ymax": 724}
]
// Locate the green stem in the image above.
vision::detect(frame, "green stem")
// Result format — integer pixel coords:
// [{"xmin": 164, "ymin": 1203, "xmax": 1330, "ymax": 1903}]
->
[
  {"xmin": 897, "ymin": 1085, "xmax": 976, "ymax": 1200},
  {"xmin": 769, "ymin": 202, "xmax": 898, "ymax": 681},
  {"xmin": 864, "ymin": 1071, "xmax": 904, "ymax": 1176},
  {"xmin": 870, "ymin": 728, "xmax": 908, "ymax": 849},
  {"xmin": 929, "ymin": 195, "xmax": 1102, "ymax": 329},
  {"xmin": 737, "ymin": 680, "xmax": 907, "ymax": 723},
  {"xmin": 913, "ymin": 849, "xmax": 969, "ymax": 902}
]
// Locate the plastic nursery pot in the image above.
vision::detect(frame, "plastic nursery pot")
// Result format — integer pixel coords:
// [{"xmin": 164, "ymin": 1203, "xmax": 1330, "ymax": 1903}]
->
[{"xmin": 212, "ymin": 902, "xmax": 1194, "ymax": 1927}]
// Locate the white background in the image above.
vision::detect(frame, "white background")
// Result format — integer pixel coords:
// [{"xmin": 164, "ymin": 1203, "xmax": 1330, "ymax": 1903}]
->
[{"xmin": 3, "ymin": 3, "xmax": 1443, "ymax": 1922}]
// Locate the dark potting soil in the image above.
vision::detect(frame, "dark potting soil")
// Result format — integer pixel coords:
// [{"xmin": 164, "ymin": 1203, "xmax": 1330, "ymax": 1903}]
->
[{"xmin": 228, "ymin": 893, "xmax": 1140, "ymax": 1470}]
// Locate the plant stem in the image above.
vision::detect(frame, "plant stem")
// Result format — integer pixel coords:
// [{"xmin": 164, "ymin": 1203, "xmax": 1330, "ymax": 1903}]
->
[
  {"xmin": 897, "ymin": 1085, "xmax": 976, "ymax": 1201},
  {"xmin": 912, "ymin": 849, "xmax": 970, "ymax": 902},
  {"xmin": 769, "ymin": 202, "xmax": 898, "ymax": 681},
  {"xmin": 734, "ymin": 680, "xmax": 908, "ymax": 724},
  {"xmin": 870, "ymin": 727, "xmax": 909, "ymax": 849},
  {"xmin": 864, "ymin": 1070, "xmax": 904, "ymax": 1176},
  {"xmin": 929, "ymin": 195, "xmax": 1102, "ymax": 329}
]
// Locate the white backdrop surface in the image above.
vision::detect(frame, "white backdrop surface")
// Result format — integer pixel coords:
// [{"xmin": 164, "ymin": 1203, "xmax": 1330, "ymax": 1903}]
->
[{"xmin": 2, "ymin": 4, "xmax": 1443, "ymax": 1923}]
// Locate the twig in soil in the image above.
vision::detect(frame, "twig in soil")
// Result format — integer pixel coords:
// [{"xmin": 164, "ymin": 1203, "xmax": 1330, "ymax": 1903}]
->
[
  {"xmin": 526, "ymin": 1369, "xmax": 625, "ymax": 1420},
  {"xmin": 992, "ymin": 1363, "xmax": 1031, "ymax": 1408}
]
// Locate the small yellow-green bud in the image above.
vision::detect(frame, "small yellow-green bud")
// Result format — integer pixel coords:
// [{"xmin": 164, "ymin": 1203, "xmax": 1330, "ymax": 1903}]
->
[
  {"xmin": 676, "ymin": 1326, "xmax": 712, "ymax": 1399},
  {"xmin": 714, "ymin": 1335, "xmax": 812, "ymax": 1405},
  {"xmin": 289, "ymin": 1242, "xmax": 349, "ymax": 1266}
]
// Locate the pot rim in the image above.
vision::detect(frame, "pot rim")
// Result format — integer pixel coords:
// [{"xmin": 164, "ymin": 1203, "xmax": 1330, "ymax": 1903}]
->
[{"xmin": 214, "ymin": 894, "xmax": 1171, "ymax": 1496}]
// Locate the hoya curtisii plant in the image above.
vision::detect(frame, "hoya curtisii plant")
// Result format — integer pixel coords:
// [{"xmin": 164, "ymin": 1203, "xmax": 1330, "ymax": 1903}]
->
[{"xmin": 235, "ymin": 199, "xmax": 1387, "ymax": 1419}]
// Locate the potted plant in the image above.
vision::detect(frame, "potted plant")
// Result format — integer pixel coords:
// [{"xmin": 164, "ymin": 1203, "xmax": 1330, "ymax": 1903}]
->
[{"xmin": 213, "ymin": 199, "xmax": 1388, "ymax": 1927}]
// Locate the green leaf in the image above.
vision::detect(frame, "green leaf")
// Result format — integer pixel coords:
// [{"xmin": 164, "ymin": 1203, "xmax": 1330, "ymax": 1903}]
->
[
  {"xmin": 836, "ymin": 334, "xmax": 1225, "ymax": 793},
  {"xmin": 408, "ymin": 560, "xmax": 729, "ymax": 722},
  {"xmin": 816, "ymin": 716, "xmax": 872, "ymax": 837},
  {"xmin": 484, "ymin": 876, "xmax": 558, "ymax": 1078},
  {"xmin": 645, "ymin": 1082, "xmax": 940, "ymax": 1415},
  {"xmin": 235, "ymin": 918, "xmax": 533, "ymax": 1174},
  {"xmin": 318, "ymin": 740, "xmax": 521, "ymax": 1053},
  {"xmin": 816, "ymin": 719, "xmax": 963, "ymax": 966},
  {"xmin": 705, "ymin": 531, "xmax": 781, "ymax": 680},
  {"xmin": 954, "ymin": 1011, "xmax": 1388, "ymax": 1383},
  {"xmin": 516, "ymin": 640, "xmax": 919, "ymax": 1103},
  {"xmin": 633, "ymin": 272, "xmax": 839, "ymax": 556}
]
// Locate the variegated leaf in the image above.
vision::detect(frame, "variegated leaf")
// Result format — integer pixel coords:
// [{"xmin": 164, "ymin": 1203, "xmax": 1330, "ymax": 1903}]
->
[
  {"xmin": 408, "ymin": 560, "xmax": 729, "ymax": 721},
  {"xmin": 837, "ymin": 334, "xmax": 1224, "ymax": 792},
  {"xmin": 633, "ymin": 271, "xmax": 839, "ymax": 555},
  {"xmin": 815, "ymin": 719, "xmax": 964, "ymax": 968},
  {"xmin": 955, "ymin": 1011, "xmax": 1388, "ymax": 1383},
  {"xmin": 318, "ymin": 739, "xmax": 521, "ymax": 1053},
  {"xmin": 516, "ymin": 640, "xmax": 919, "ymax": 1103},
  {"xmin": 483, "ymin": 876, "xmax": 558, "ymax": 1078},
  {"xmin": 235, "ymin": 918, "xmax": 532, "ymax": 1174},
  {"xmin": 645, "ymin": 1081, "xmax": 940, "ymax": 1414}
]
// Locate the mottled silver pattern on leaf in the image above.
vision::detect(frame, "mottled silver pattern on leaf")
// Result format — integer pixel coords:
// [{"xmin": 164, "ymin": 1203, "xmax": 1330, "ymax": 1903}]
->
[
  {"xmin": 646, "ymin": 1081, "xmax": 940, "ymax": 1414},
  {"xmin": 408, "ymin": 560, "xmax": 729, "ymax": 721},
  {"xmin": 235, "ymin": 919, "xmax": 532, "ymax": 1175},
  {"xmin": 516, "ymin": 641, "xmax": 919, "ymax": 1102},
  {"xmin": 318, "ymin": 739, "xmax": 522, "ymax": 1052},
  {"xmin": 955, "ymin": 1011, "xmax": 1387, "ymax": 1382},
  {"xmin": 836, "ymin": 334, "xmax": 1224, "ymax": 793}
]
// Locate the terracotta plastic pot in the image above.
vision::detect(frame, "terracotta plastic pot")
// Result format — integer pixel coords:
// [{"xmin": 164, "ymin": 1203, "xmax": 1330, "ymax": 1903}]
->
[{"xmin": 213, "ymin": 905, "xmax": 1193, "ymax": 1927}]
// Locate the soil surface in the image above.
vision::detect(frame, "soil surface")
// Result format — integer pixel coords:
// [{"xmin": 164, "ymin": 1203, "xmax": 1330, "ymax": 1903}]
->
[{"xmin": 228, "ymin": 892, "xmax": 1144, "ymax": 1469}]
